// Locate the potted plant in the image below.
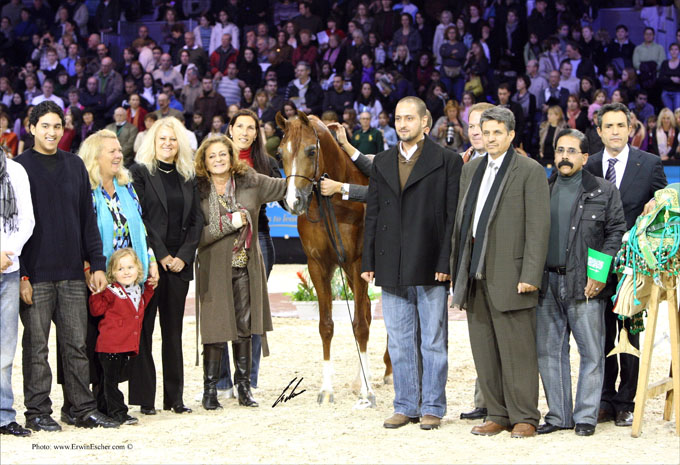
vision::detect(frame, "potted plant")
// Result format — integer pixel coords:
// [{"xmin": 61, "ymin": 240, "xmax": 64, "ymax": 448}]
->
[{"xmin": 287, "ymin": 268, "xmax": 380, "ymax": 320}]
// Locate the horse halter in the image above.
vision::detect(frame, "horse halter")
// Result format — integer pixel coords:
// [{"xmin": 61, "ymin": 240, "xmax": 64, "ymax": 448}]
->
[{"xmin": 285, "ymin": 125, "xmax": 322, "ymax": 186}]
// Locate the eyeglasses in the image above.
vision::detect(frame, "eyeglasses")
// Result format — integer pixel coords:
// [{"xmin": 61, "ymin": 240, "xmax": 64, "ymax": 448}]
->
[{"xmin": 555, "ymin": 147, "xmax": 583, "ymax": 155}]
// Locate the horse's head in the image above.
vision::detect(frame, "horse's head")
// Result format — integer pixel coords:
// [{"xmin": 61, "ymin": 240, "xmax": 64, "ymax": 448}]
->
[{"xmin": 276, "ymin": 110, "xmax": 320, "ymax": 215}]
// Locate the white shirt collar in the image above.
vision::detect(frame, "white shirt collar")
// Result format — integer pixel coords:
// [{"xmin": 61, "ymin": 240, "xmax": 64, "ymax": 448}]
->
[
  {"xmin": 603, "ymin": 144, "xmax": 629, "ymax": 165},
  {"xmin": 399, "ymin": 138, "xmax": 422, "ymax": 160},
  {"xmin": 488, "ymin": 151, "xmax": 506, "ymax": 168}
]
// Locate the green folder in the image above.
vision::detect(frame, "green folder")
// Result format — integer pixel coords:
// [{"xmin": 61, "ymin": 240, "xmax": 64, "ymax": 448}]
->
[{"xmin": 587, "ymin": 248, "xmax": 614, "ymax": 282}]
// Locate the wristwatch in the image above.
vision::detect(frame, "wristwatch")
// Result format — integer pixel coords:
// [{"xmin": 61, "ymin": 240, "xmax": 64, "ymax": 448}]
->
[{"xmin": 340, "ymin": 184, "xmax": 349, "ymax": 196}]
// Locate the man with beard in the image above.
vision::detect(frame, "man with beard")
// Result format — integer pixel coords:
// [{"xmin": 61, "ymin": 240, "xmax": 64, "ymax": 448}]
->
[
  {"xmin": 536, "ymin": 128, "xmax": 626, "ymax": 437},
  {"xmin": 362, "ymin": 96, "xmax": 462, "ymax": 430}
]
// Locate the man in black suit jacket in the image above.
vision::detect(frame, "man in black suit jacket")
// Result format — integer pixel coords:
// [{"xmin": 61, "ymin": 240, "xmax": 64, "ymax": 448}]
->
[
  {"xmin": 584, "ymin": 103, "xmax": 667, "ymax": 427},
  {"xmin": 361, "ymin": 97, "xmax": 462, "ymax": 431}
]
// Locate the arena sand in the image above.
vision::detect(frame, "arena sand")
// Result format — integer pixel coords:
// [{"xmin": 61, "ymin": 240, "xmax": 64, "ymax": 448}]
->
[{"xmin": 1, "ymin": 265, "xmax": 678, "ymax": 465}]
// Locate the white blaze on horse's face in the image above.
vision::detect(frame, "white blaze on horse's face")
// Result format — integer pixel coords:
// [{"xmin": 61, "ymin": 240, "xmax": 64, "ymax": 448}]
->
[{"xmin": 285, "ymin": 158, "xmax": 298, "ymax": 210}]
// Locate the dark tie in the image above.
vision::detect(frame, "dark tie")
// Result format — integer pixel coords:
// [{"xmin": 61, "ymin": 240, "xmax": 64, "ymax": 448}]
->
[{"xmin": 606, "ymin": 158, "xmax": 617, "ymax": 185}]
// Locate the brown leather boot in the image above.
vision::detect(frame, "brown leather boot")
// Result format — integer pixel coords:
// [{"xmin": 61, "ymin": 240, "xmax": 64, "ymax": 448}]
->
[{"xmin": 471, "ymin": 420, "xmax": 511, "ymax": 436}]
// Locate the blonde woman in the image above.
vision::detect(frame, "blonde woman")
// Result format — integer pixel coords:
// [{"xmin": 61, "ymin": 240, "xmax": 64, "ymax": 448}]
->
[
  {"xmin": 539, "ymin": 106, "xmax": 568, "ymax": 164},
  {"xmin": 650, "ymin": 108, "xmax": 677, "ymax": 161},
  {"xmin": 433, "ymin": 100, "xmax": 468, "ymax": 152},
  {"xmin": 194, "ymin": 134, "xmax": 286, "ymax": 409},
  {"xmin": 127, "ymin": 117, "xmax": 203, "ymax": 415}
]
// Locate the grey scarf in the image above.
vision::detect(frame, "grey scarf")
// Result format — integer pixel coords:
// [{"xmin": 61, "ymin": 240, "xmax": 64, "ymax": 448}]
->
[{"xmin": 0, "ymin": 147, "xmax": 18, "ymax": 233}]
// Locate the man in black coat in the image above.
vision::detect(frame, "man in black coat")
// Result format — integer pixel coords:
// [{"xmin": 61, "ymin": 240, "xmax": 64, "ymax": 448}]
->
[
  {"xmin": 497, "ymin": 83, "xmax": 524, "ymax": 147},
  {"xmin": 361, "ymin": 97, "xmax": 462, "ymax": 431},
  {"xmin": 584, "ymin": 103, "xmax": 667, "ymax": 427}
]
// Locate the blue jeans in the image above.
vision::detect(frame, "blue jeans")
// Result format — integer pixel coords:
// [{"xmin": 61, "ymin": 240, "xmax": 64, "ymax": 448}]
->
[
  {"xmin": 381, "ymin": 285, "xmax": 448, "ymax": 418},
  {"xmin": 217, "ymin": 231, "xmax": 275, "ymax": 389},
  {"xmin": 0, "ymin": 271, "xmax": 20, "ymax": 426},
  {"xmin": 662, "ymin": 90, "xmax": 680, "ymax": 111},
  {"xmin": 536, "ymin": 272, "xmax": 605, "ymax": 427}
]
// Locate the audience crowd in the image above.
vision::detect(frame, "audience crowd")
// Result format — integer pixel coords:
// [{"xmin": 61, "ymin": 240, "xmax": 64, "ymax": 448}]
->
[{"xmin": 1, "ymin": 0, "xmax": 680, "ymax": 164}]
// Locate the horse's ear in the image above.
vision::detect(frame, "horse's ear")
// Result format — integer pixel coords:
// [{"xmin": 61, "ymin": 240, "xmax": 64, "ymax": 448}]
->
[
  {"xmin": 297, "ymin": 110, "xmax": 310, "ymax": 125},
  {"xmin": 275, "ymin": 111, "xmax": 287, "ymax": 130}
]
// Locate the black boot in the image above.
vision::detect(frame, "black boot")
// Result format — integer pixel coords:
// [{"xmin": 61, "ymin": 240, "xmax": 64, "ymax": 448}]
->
[
  {"xmin": 202, "ymin": 344, "xmax": 223, "ymax": 410},
  {"xmin": 233, "ymin": 338, "xmax": 258, "ymax": 407}
]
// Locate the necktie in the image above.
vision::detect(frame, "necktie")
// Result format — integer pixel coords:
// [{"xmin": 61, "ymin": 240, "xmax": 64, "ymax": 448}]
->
[
  {"xmin": 473, "ymin": 161, "xmax": 498, "ymax": 237},
  {"xmin": 606, "ymin": 158, "xmax": 617, "ymax": 186}
]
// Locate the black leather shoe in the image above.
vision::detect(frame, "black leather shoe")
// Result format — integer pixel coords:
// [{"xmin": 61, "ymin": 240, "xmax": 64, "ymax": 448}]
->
[
  {"xmin": 615, "ymin": 410, "xmax": 634, "ymax": 427},
  {"xmin": 163, "ymin": 404, "xmax": 192, "ymax": 414},
  {"xmin": 0, "ymin": 422, "xmax": 32, "ymax": 437},
  {"xmin": 25, "ymin": 415, "xmax": 61, "ymax": 432},
  {"xmin": 597, "ymin": 408, "xmax": 614, "ymax": 423},
  {"xmin": 75, "ymin": 410, "xmax": 120, "ymax": 428},
  {"xmin": 575, "ymin": 423, "xmax": 596, "ymax": 436},
  {"xmin": 459, "ymin": 407, "xmax": 487, "ymax": 420},
  {"xmin": 537, "ymin": 423, "xmax": 571, "ymax": 435},
  {"xmin": 121, "ymin": 415, "xmax": 139, "ymax": 425},
  {"xmin": 140, "ymin": 406, "xmax": 156, "ymax": 415},
  {"xmin": 60, "ymin": 410, "xmax": 76, "ymax": 426}
]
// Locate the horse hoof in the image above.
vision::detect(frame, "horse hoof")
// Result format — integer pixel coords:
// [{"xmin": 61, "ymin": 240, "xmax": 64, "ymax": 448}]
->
[
  {"xmin": 317, "ymin": 391, "xmax": 334, "ymax": 404},
  {"xmin": 384, "ymin": 374, "xmax": 393, "ymax": 385}
]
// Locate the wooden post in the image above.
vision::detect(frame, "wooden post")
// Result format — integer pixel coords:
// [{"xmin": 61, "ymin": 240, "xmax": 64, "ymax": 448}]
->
[{"xmin": 631, "ymin": 275, "xmax": 679, "ymax": 438}]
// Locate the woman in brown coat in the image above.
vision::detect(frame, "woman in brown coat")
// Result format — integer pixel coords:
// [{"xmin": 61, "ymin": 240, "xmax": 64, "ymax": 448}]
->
[{"xmin": 195, "ymin": 134, "xmax": 286, "ymax": 410}]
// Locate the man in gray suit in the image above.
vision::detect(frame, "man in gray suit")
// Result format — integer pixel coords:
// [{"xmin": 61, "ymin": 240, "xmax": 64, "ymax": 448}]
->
[
  {"xmin": 450, "ymin": 106, "xmax": 550, "ymax": 438},
  {"xmin": 105, "ymin": 107, "xmax": 138, "ymax": 167}
]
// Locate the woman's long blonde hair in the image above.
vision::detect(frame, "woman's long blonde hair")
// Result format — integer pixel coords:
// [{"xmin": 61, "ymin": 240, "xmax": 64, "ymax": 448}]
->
[
  {"xmin": 135, "ymin": 117, "xmax": 195, "ymax": 181},
  {"xmin": 79, "ymin": 129, "xmax": 132, "ymax": 189}
]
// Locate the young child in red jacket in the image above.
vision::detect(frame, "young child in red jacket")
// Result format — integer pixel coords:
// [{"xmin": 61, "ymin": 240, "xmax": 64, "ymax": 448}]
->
[{"xmin": 89, "ymin": 248, "xmax": 154, "ymax": 425}]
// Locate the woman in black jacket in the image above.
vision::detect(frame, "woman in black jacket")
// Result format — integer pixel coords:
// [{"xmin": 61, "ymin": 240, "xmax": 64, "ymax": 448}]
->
[{"xmin": 128, "ymin": 117, "xmax": 203, "ymax": 415}]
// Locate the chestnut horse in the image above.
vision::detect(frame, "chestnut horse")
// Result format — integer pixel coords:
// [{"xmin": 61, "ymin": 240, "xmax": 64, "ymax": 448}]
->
[{"xmin": 276, "ymin": 110, "xmax": 392, "ymax": 406}]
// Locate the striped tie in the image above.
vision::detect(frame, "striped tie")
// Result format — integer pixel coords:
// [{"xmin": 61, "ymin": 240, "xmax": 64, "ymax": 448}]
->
[{"xmin": 606, "ymin": 158, "xmax": 617, "ymax": 185}]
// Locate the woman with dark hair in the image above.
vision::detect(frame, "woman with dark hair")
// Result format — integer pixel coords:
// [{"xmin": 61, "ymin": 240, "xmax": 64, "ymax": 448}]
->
[
  {"xmin": 193, "ymin": 12, "xmax": 214, "ymax": 53},
  {"xmin": 318, "ymin": 61, "xmax": 336, "ymax": 90},
  {"xmin": 566, "ymin": 94, "xmax": 589, "ymax": 132},
  {"xmin": 341, "ymin": 58, "xmax": 361, "ymax": 94},
  {"xmin": 415, "ymin": 51, "xmax": 435, "ymax": 98},
  {"xmin": 513, "ymin": 74, "xmax": 537, "ymax": 151},
  {"xmin": 199, "ymin": 109, "xmax": 282, "ymax": 404},
  {"xmin": 282, "ymin": 100, "xmax": 298, "ymax": 119},
  {"xmin": 194, "ymin": 130, "xmax": 286, "ymax": 409},
  {"xmin": 275, "ymin": 30, "xmax": 294, "ymax": 63},
  {"xmin": 617, "ymin": 67, "xmax": 639, "ymax": 100},
  {"xmin": 140, "ymin": 72, "xmax": 158, "ymax": 108},
  {"xmin": 415, "ymin": 12, "xmax": 434, "ymax": 53},
  {"xmin": 8, "ymin": 93, "xmax": 26, "ymax": 133},
  {"xmin": 352, "ymin": 3, "xmax": 374, "ymax": 37},
  {"xmin": 240, "ymin": 85, "xmax": 255, "ymax": 110},
  {"xmin": 353, "ymin": 82, "xmax": 383, "ymax": 127},
  {"xmin": 390, "ymin": 13, "xmax": 422, "ymax": 56},
  {"xmin": 359, "ymin": 53, "xmax": 375, "ymax": 85},
  {"xmin": 237, "ymin": 47, "xmax": 262, "ymax": 90},
  {"xmin": 578, "ymin": 76, "xmax": 596, "ymax": 105},
  {"xmin": 440, "ymin": 25, "xmax": 467, "ymax": 101},
  {"xmin": 523, "ymin": 32, "xmax": 542, "ymax": 66}
]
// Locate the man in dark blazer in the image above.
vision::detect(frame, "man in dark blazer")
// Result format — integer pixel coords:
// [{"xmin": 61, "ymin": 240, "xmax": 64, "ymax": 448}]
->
[
  {"xmin": 450, "ymin": 106, "xmax": 550, "ymax": 438},
  {"xmin": 361, "ymin": 97, "xmax": 462, "ymax": 431},
  {"xmin": 584, "ymin": 102, "xmax": 667, "ymax": 427}
]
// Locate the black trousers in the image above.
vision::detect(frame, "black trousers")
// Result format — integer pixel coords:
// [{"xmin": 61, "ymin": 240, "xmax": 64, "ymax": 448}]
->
[
  {"xmin": 98, "ymin": 353, "xmax": 130, "ymax": 421},
  {"xmin": 601, "ymin": 298, "xmax": 639, "ymax": 413},
  {"xmin": 127, "ymin": 268, "xmax": 189, "ymax": 408}
]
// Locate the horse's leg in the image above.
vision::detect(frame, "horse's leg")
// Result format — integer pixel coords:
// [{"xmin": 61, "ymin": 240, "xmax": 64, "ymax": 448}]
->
[
  {"xmin": 383, "ymin": 340, "xmax": 393, "ymax": 385},
  {"xmin": 344, "ymin": 258, "xmax": 376, "ymax": 408},
  {"xmin": 308, "ymin": 258, "xmax": 335, "ymax": 404}
]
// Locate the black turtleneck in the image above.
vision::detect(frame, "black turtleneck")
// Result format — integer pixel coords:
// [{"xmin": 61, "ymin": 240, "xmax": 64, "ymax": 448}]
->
[{"xmin": 157, "ymin": 160, "xmax": 184, "ymax": 253}]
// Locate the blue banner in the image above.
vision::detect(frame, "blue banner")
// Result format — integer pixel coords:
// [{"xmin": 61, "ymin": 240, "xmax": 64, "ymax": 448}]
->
[{"xmin": 266, "ymin": 201, "xmax": 300, "ymax": 238}]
